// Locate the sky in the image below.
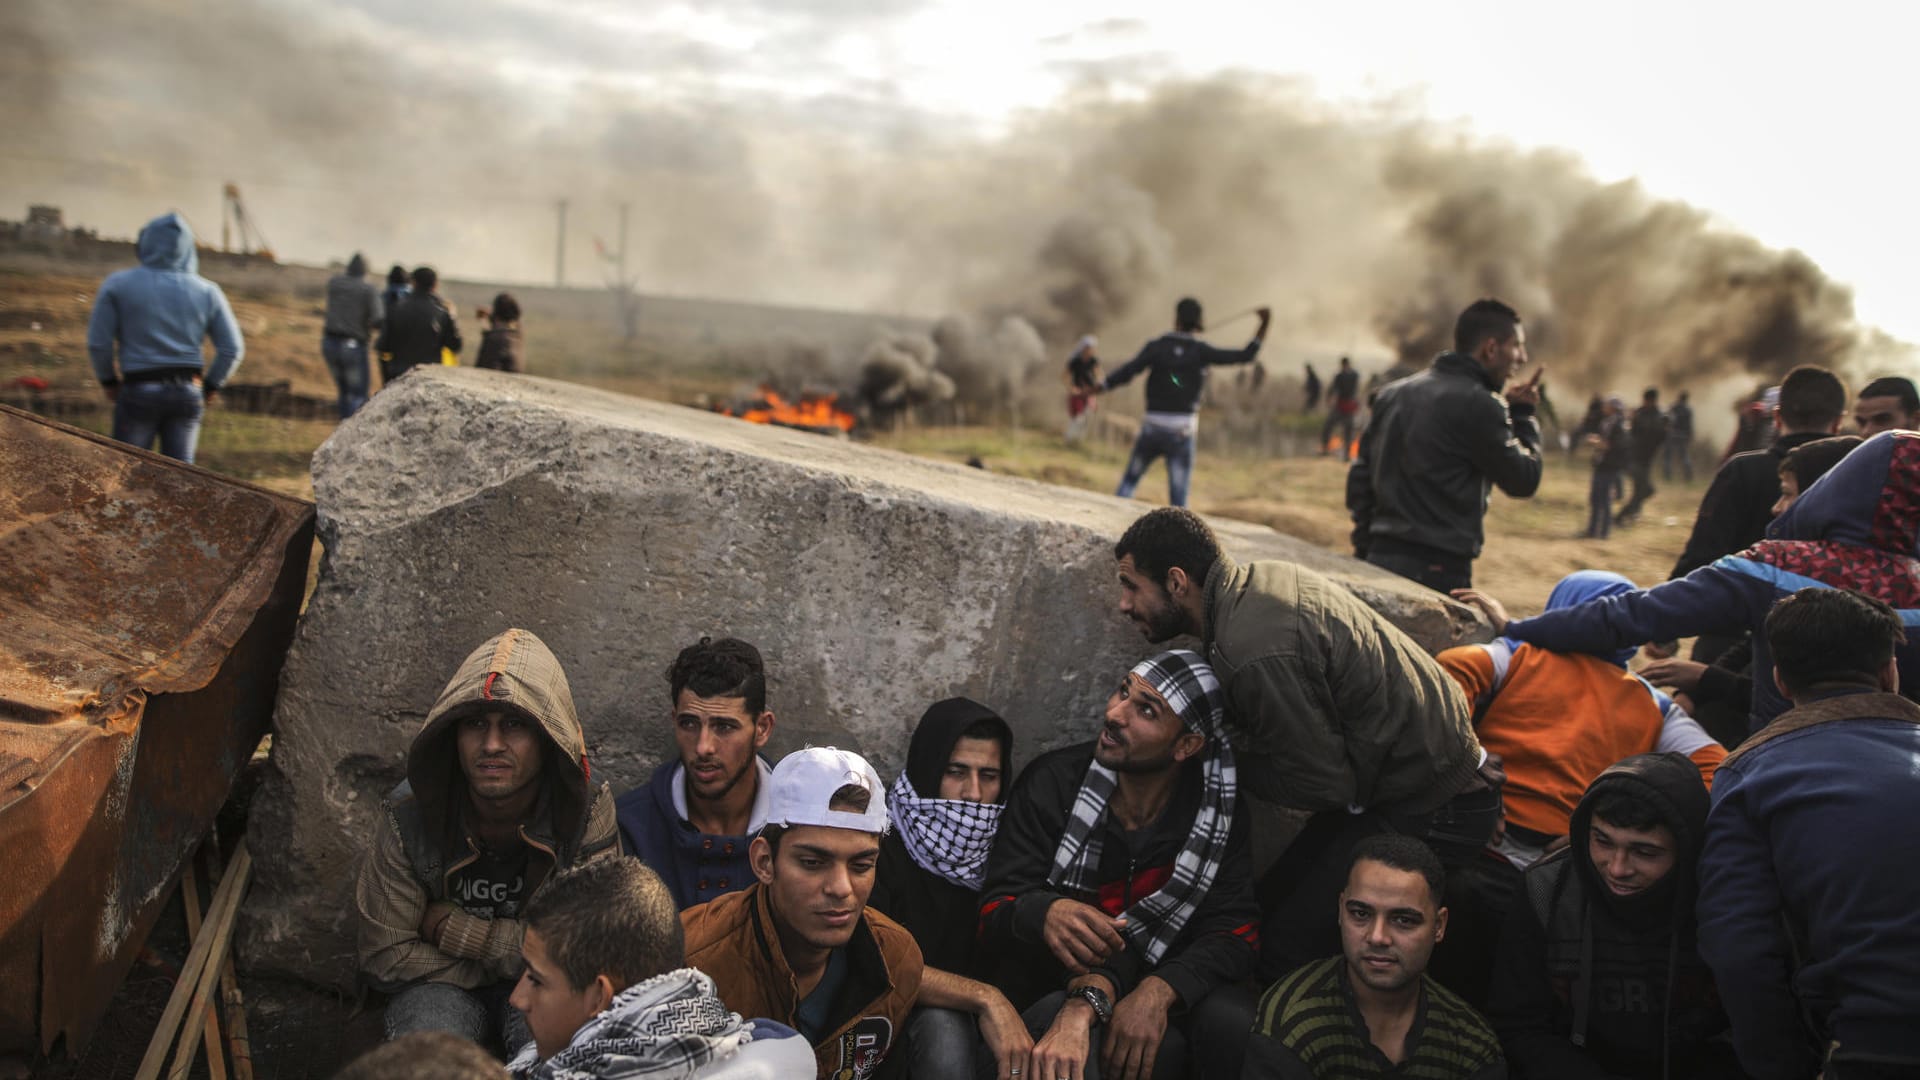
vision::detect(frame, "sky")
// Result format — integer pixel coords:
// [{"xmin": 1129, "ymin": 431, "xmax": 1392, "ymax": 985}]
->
[{"xmin": 7, "ymin": 0, "xmax": 1916, "ymax": 347}]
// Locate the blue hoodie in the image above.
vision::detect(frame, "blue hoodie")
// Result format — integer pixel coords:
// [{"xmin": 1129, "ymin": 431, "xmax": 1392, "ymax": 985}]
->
[
  {"xmin": 1504, "ymin": 431, "xmax": 1920, "ymax": 731},
  {"xmin": 87, "ymin": 213, "xmax": 244, "ymax": 388}
]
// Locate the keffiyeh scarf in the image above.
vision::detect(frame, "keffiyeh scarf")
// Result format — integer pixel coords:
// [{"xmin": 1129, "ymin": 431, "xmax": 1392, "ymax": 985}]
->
[
  {"xmin": 1046, "ymin": 649, "xmax": 1236, "ymax": 966},
  {"xmin": 508, "ymin": 968, "xmax": 756, "ymax": 1080},
  {"xmin": 889, "ymin": 770, "xmax": 1003, "ymax": 890}
]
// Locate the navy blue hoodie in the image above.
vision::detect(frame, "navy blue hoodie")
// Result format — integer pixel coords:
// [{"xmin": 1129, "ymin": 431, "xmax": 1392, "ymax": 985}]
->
[
  {"xmin": 1505, "ymin": 430, "xmax": 1920, "ymax": 731},
  {"xmin": 614, "ymin": 757, "xmax": 770, "ymax": 910}
]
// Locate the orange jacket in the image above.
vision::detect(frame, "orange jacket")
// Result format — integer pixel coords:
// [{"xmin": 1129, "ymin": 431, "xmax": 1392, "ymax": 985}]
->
[{"xmin": 1438, "ymin": 640, "xmax": 1724, "ymax": 839}]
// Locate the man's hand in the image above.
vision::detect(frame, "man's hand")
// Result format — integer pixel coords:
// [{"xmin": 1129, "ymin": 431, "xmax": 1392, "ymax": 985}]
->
[
  {"xmin": 1031, "ymin": 1001, "xmax": 1093, "ymax": 1080},
  {"xmin": 419, "ymin": 901, "xmax": 456, "ymax": 945},
  {"xmin": 1507, "ymin": 367, "xmax": 1543, "ymax": 407},
  {"xmin": 1042, "ymin": 898, "xmax": 1127, "ymax": 974},
  {"xmin": 1101, "ymin": 977, "xmax": 1174, "ymax": 1080},
  {"xmin": 977, "ymin": 990, "xmax": 1034, "ymax": 1080},
  {"xmin": 1449, "ymin": 588, "xmax": 1512, "ymax": 635},
  {"xmin": 1639, "ymin": 657, "xmax": 1707, "ymax": 694}
]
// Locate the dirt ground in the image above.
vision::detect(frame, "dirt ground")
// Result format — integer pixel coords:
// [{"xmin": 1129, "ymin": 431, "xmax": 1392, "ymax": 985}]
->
[{"xmin": 3, "ymin": 267, "xmax": 1697, "ymax": 1076}]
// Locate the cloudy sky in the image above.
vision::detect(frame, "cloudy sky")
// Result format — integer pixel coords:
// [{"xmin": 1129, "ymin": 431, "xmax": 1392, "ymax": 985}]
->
[{"xmin": 7, "ymin": 0, "xmax": 1916, "ymax": 348}]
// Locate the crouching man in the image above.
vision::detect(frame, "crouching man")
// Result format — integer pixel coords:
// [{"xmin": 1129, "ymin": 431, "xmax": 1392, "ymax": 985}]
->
[
  {"xmin": 683, "ymin": 747, "xmax": 923, "ymax": 1079},
  {"xmin": 355, "ymin": 628, "xmax": 619, "ymax": 1052},
  {"xmin": 506, "ymin": 856, "xmax": 813, "ymax": 1078},
  {"xmin": 979, "ymin": 651, "xmax": 1259, "ymax": 1080},
  {"xmin": 1246, "ymin": 836, "xmax": 1505, "ymax": 1079}
]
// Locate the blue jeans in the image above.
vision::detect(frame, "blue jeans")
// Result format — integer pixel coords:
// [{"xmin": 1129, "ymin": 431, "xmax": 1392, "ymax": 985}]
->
[
  {"xmin": 905, "ymin": 1006, "xmax": 990, "ymax": 1080},
  {"xmin": 322, "ymin": 334, "xmax": 371, "ymax": 419},
  {"xmin": 1588, "ymin": 468, "xmax": 1619, "ymax": 538},
  {"xmin": 384, "ymin": 980, "xmax": 531, "ymax": 1056},
  {"xmin": 1116, "ymin": 424, "xmax": 1196, "ymax": 507},
  {"xmin": 112, "ymin": 378, "xmax": 204, "ymax": 463}
]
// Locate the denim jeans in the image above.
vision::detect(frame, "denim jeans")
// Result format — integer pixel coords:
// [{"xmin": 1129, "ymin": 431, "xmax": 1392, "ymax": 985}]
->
[
  {"xmin": 1116, "ymin": 424, "xmax": 1196, "ymax": 507},
  {"xmin": 322, "ymin": 334, "xmax": 372, "ymax": 419},
  {"xmin": 904, "ymin": 1006, "xmax": 991, "ymax": 1080},
  {"xmin": 112, "ymin": 378, "xmax": 204, "ymax": 463},
  {"xmin": 1588, "ymin": 468, "xmax": 1619, "ymax": 538},
  {"xmin": 1022, "ymin": 983, "xmax": 1254, "ymax": 1080},
  {"xmin": 384, "ymin": 980, "xmax": 531, "ymax": 1057},
  {"xmin": 1662, "ymin": 436, "xmax": 1693, "ymax": 482}
]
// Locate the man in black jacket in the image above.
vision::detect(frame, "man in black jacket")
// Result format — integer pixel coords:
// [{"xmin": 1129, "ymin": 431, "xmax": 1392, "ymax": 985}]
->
[
  {"xmin": 1668, "ymin": 365, "xmax": 1845, "ymax": 581},
  {"xmin": 871, "ymin": 697, "xmax": 1025, "ymax": 1080},
  {"xmin": 1346, "ymin": 298, "xmax": 1542, "ymax": 592},
  {"xmin": 1098, "ymin": 296, "xmax": 1271, "ymax": 507},
  {"xmin": 377, "ymin": 265, "xmax": 463, "ymax": 384},
  {"xmin": 1486, "ymin": 753, "xmax": 1738, "ymax": 1080},
  {"xmin": 1615, "ymin": 388, "xmax": 1668, "ymax": 525},
  {"xmin": 980, "ymin": 651, "xmax": 1259, "ymax": 1080}
]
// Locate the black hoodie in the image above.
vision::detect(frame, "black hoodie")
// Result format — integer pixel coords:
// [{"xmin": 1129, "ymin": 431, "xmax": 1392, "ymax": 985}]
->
[
  {"xmin": 867, "ymin": 697, "xmax": 1012, "ymax": 976},
  {"xmin": 1487, "ymin": 753, "xmax": 1740, "ymax": 1080}
]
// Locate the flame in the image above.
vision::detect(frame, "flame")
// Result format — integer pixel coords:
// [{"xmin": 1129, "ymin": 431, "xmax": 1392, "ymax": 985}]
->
[{"xmin": 725, "ymin": 386, "xmax": 856, "ymax": 432}]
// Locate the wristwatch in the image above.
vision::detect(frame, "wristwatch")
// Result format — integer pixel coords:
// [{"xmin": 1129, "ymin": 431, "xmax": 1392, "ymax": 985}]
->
[{"xmin": 1071, "ymin": 984, "xmax": 1113, "ymax": 1026}]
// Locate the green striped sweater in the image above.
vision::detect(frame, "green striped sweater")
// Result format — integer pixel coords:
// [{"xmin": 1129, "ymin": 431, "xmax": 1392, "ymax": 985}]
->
[{"xmin": 1247, "ymin": 956, "xmax": 1506, "ymax": 1079}]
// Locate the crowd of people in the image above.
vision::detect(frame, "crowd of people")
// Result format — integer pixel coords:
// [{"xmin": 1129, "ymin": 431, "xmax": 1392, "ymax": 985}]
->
[
  {"xmin": 332, "ymin": 407, "xmax": 1920, "ymax": 1079},
  {"xmin": 85, "ymin": 212, "xmax": 526, "ymax": 462}
]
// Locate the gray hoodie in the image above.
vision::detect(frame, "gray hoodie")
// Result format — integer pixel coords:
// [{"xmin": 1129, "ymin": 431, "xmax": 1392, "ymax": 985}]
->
[
  {"xmin": 87, "ymin": 212, "xmax": 244, "ymax": 387},
  {"xmin": 324, "ymin": 253, "xmax": 385, "ymax": 341}
]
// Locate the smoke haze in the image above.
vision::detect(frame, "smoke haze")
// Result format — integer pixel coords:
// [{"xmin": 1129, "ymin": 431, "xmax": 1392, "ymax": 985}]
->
[{"xmin": 4, "ymin": 0, "xmax": 1904, "ymax": 408}]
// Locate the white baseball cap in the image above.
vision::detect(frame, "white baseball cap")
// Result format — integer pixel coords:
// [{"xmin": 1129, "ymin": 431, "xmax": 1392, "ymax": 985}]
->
[{"xmin": 766, "ymin": 747, "xmax": 889, "ymax": 835}]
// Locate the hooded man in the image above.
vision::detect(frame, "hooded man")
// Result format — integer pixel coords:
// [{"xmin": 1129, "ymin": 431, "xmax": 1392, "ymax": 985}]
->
[
  {"xmin": 356, "ymin": 628, "xmax": 620, "ymax": 1052},
  {"xmin": 980, "ymin": 651, "xmax": 1260, "ymax": 1080},
  {"xmin": 870, "ymin": 699, "xmax": 1030, "ymax": 1080},
  {"xmin": 1698, "ymin": 587, "xmax": 1920, "ymax": 1080},
  {"xmin": 682, "ymin": 747, "xmax": 924, "ymax": 1080},
  {"xmin": 87, "ymin": 211, "xmax": 244, "ymax": 463},
  {"xmin": 1487, "ymin": 753, "xmax": 1739, "ymax": 1079},
  {"xmin": 323, "ymin": 252, "xmax": 386, "ymax": 419},
  {"xmin": 1460, "ymin": 430, "xmax": 1920, "ymax": 734},
  {"xmin": 505, "ymin": 856, "xmax": 812, "ymax": 1080},
  {"xmin": 377, "ymin": 264, "xmax": 461, "ymax": 382}
]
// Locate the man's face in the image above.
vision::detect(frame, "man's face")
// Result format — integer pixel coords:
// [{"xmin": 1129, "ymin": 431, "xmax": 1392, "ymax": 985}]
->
[
  {"xmin": 456, "ymin": 710, "xmax": 544, "ymax": 803},
  {"xmin": 1115, "ymin": 554, "xmax": 1186, "ymax": 643},
  {"xmin": 1097, "ymin": 672, "xmax": 1197, "ymax": 774},
  {"xmin": 1854, "ymin": 395, "xmax": 1917, "ymax": 437},
  {"xmin": 674, "ymin": 691, "xmax": 771, "ymax": 805},
  {"xmin": 509, "ymin": 927, "xmax": 604, "ymax": 1061},
  {"xmin": 1588, "ymin": 817, "xmax": 1678, "ymax": 898},
  {"xmin": 1339, "ymin": 859, "xmax": 1445, "ymax": 994},
  {"xmin": 1477, "ymin": 325, "xmax": 1528, "ymax": 387},
  {"xmin": 938, "ymin": 736, "xmax": 1005, "ymax": 803},
  {"xmin": 751, "ymin": 825, "xmax": 880, "ymax": 954}
]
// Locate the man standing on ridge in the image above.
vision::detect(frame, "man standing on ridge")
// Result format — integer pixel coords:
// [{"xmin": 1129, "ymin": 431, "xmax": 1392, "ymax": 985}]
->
[
  {"xmin": 1347, "ymin": 298, "xmax": 1542, "ymax": 592},
  {"xmin": 323, "ymin": 252, "xmax": 385, "ymax": 419},
  {"xmin": 1097, "ymin": 296, "xmax": 1271, "ymax": 507}
]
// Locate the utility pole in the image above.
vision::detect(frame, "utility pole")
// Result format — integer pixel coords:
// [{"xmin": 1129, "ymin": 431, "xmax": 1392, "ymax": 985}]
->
[
  {"xmin": 617, "ymin": 202, "xmax": 635, "ymax": 341},
  {"xmin": 617, "ymin": 203, "xmax": 629, "ymax": 292},
  {"xmin": 555, "ymin": 199, "xmax": 568, "ymax": 288}
]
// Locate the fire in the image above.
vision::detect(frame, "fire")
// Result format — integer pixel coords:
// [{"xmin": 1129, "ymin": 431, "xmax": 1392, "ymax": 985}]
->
[
  {"xmin": 1325, "ymin": 434, "xmax": 1355, "ymax": 455},
  {"xmin": 724, "ymin": 386, "xmax": 856, "ymax": 433}
]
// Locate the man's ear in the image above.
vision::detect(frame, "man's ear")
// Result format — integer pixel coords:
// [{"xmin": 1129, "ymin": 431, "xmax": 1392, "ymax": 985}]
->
[
  {"xmin": 1882, "ymin": 656, "xmax": 1901, "ymax": 695},
  {"xmin": 1165, "ymin": 565, "xmax": 1190, "ymax": 598},
  {"xmin": 754, "ymin": 711, "xmax": 775, "ymax": 749},
  {"xmin": 1433, "ymin": 906, "xmax": 1449, "ymax": 945},
  {"xmin": 749, "ymin": 836, "xmax": 776, "ymax": 885},
  {"xmin": 1772, "ymin": 666, "xmax": 1793, "ymax": 703},
  {"xmin": 1171, "ymin": 730, "xmax": 1207, "ymax": 764},
  {"xmin": 587, "ymin": 973, "xmax": 617, "ymax": 1015}
]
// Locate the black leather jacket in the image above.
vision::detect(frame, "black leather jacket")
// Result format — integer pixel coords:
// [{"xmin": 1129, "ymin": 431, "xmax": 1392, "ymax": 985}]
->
[{"xmin": 1346, "ymin": 352, "xmax": 1542, "ymax": 559}]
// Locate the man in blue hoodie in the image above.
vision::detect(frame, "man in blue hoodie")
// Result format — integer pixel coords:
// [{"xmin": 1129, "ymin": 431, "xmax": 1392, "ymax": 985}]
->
[
  {"xmin": 87, "ymin": 212, "xmax": 244, "ymax": 464},
  {"xmin": 1456, "ymin": 430, "xmax": 1920, "ymax": 734},
  {"xmin": 1698, "ymin": 587, "xmax": 1920, "ymax": 1080}
]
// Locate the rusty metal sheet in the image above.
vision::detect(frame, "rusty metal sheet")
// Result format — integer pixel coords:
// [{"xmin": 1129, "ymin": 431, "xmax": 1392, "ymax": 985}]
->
[{"xmin": 0, "ymin": 404, "xmax": 314, "ymax": 1058}]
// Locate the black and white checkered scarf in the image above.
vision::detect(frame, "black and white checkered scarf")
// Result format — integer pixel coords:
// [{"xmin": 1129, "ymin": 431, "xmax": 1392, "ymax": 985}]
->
[
  {"xmin": 1046, "ymin": 649, "xmax": 1235, "ymax": 966},
  {"xmin": 507, "ymin": 968, "xmax": 756, "ymax": 1079},
  {"xmin": 889, "ymin": 770, "xmax": 1003, "ymax": 890}
]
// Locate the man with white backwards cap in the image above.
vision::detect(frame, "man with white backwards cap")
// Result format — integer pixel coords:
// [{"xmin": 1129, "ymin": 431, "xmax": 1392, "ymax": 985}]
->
[
  {"xmin": 979, "ymin": 651, "xmax": 1260, "ymax": 1080},
  {"xmin": 681, "ymin": 747, "xmax": 922, "ymax": 1080}
]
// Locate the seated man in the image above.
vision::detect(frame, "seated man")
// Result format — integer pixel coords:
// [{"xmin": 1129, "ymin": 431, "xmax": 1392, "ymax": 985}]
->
[
  {"xmin": 333, "ymin": 1032, "xmax": 511, "ymax": 1080},
  {"xmin": 617, "ymin": 637, "xmax": 776, "ymax": 909},
  {"xmin": 869, "ymin": 698, "xmax": 1030, "ymax": 1080},
  {"xmin": 980, "ymin": 651, "xmax": 1259, "ymax": 1080},
  {"xmin": 1113, "ymin": 507, "xmax": 1493, "ymax": 977},
  {"xmin": 1699, "ymin": 587, "xmax": 1920, "ymax": 1079},
  {"xmin": 356, "ymin": 628, "xmax": 619, "ymax": 1052},
  {"xmin": 1487, "ymin": 754, "xmax": 1738, "ymax": 1079},
  {"xmin": 1246, "ymin": 835, "xmax": 1505, "ymax": 1079},
  {"xmin": 683, "ymin": 747, "xmax": 922, "ymax": 1080},
  {"xmin": 506, "ymin": 856, "xmax": 812, "ymax": 1078}
]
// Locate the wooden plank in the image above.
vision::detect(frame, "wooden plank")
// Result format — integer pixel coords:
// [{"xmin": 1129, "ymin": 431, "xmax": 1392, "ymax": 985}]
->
[
  {"xmin": 179, "ymin": 865, "xmax": 229, "ymax": 1080},
  {"xmin": 132, "ymin": 840, "xmax": 251, "ymax": 1080}
]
